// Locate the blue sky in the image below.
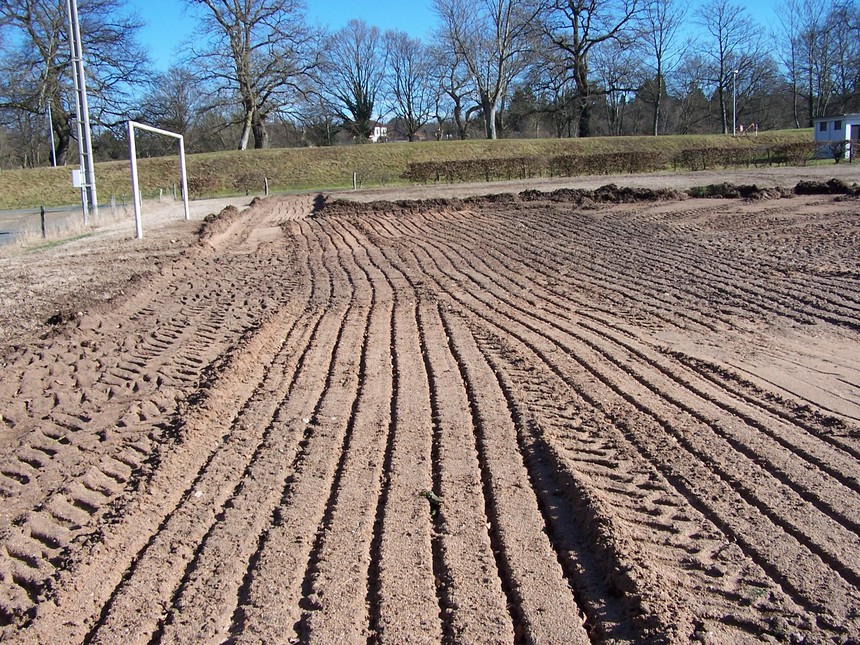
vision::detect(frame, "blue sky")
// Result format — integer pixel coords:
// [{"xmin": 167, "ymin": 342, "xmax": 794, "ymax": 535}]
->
[
  {"xmin": 136, "ymin": 0, "xmax": 438, "ymax": 70},
  {"xmin": 135, "ymin": 0, "xmax": 778, "ymax": 72}
]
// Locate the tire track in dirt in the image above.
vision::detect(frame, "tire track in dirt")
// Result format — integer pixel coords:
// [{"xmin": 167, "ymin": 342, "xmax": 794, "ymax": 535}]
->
[
  {"xmin": 428, "ymin": 197, "xmax": 860, "ymax": 429},
  {"xmin": 76, "ymin": 222, "xmax": 324, "ymax": 642},
  {"xmin": 596, "ymin": 204, "xmax": 860, "ymax": 330},
  {"xmin": 357, "ymin": 213, "xmax": 676, "ymax": 640},
  {"xmin": 150, "ymin": 220, "xmax": 348, "ymax": 643},
  {"xmin": 429, "ymin": 219, "xmax": 860, "ymax": 554},
  {"xmin": 3, "ymin": 190, "xmax": 860, "ymax": 642},
  {"xmin": 340, "ymin": 213, "xmax": 596, "ymax": 643},
  {"xmin": 524, "ymin": 197, "xmax": 860, "ymax": 332},
  {"xmin": 437, "ymin": 306, "xmax": 591, "ymax": 644},
  {"xmin": 351, "ymin": 220, "xmax": 441, "ymax": 644},
  {"xmin": 360, "ymin": 203, "xmax": 856, "ymax": 640},
  {"xmin": 290, "ymin": 217, "xmax": 393, "ymax": 644},
  {"xmin": 383, "ymin": 230, "xmax": 703, "ymax": 639},
  {"xmin": 415, "ymin": 299, "xmax": 514, "ymax": 644},
  {"xmin": 438, "ymin": 200, "xmax": 860, "ymax": 428},
  {"xmin": 3, "ymin": 197, "xmax": 312, "ymax": 640},
  {"xmin": 430, "ymin": 221, "xmax": 860, "ymax": 592},
  {"xmin": 224, "ymin": 218, "xmax": 376, "ymax": 643}
]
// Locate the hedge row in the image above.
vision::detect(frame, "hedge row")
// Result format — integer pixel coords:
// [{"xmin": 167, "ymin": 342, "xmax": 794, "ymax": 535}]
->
[{"xmin": 401, "ymin": 142, "xmax": 823, "ymax": 184}]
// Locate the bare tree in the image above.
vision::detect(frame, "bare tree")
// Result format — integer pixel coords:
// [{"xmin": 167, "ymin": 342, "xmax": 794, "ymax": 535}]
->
[
  {"xmin": 298, "ymin": 96, "xmax": 341, "ymax": 146},
  {"xmin": 536, "ymin": 0, "xmax": 644, "ymax": 137},
  {"xmin": 776, "ymin": 0, "xmax": 804, "ymax": 127},
  {"xmin": 139, "ymin": 66, "xmax": 213, "ymax": 152},
  {"xmin": 777, "ymin": 0, "xmax": 838, "ymax": 126},
  {"xmin": 142, "ymin": 67, "xmax": 202, "ymax": 134},
  {"xmin": 430, "ymin": 46, "xmax": 478, "ymax": 139},
  {"xmin": 829, "ymin": 1, "xmax": 860, "ymax": 113},
  {"xmin": 322, "ymin": 19, "xmax": 386, "ymax": 142},
  {"xmin": 695, "ymin": 0, "xmax": 764, "ymax": 133},
  {"xmin": 384, "ymin": 31, "xmax": 434, "ymax": 141},
  {"xmin": 0, "ymin": 0, "xmax": 148, "ymax": 165},
  {"xmin": 592, "ymin": 40, "xmax": 643, "ymax": 135},
  {"xmin": 639, "ymin": 0, "xmax": 689, "ymax": 135},
  {"xmin": 523, "ymin": 41, "xmax": 581, "ymax": 137},
  {"xmin": 433, "ymin": 0, "xmax": 537, "ymax": 139},
  {"xmin": 186, "ymin": 0, "xmax": 320, "ymax": 150}
]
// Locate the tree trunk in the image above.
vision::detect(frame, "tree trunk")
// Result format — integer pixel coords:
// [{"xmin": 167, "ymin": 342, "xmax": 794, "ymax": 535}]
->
[
  {"xmin": 239, "ymin": 111, "xmax": 253, "ymax": 150},
  {"xmin": 481, "ymin": 94, "xmax": 497, "ymax": 139},
  {"xmin": 252, "ymin": 114, "xmax": 268, "ymax": 149},
  {"xmin": 575, "ymin": 64, "xmax": 591, "ymax": 138},
  {"xmin": 652, "ymin": 70, "xmax": 663, "ymax": 136},
  {"xmin": 719, "ymin": 83, "xmax": 728, "ymax": 134},
  {"xmin": 792, "ymin": 75, "xmax": 800, "ymax": 129},
  {"xmin": 53, "ymin": 119, "xmax": 71, "ymax": 166},
  {"xmin": 578, "ymin": 99, "xmax": 591, "ymax": 138},
  {"xmin": 50, "ymin": 98, "xmax": 72, "ymax": 166},
  {"xmin": 452, "ymin": 98, "xmax": 467, "ymax": 139}
]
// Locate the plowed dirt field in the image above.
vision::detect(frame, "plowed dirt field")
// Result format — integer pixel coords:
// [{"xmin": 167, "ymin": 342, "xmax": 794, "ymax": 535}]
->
[{"xmin": 1, "ymin": 180, "xmax": 860, "ymax": 643}]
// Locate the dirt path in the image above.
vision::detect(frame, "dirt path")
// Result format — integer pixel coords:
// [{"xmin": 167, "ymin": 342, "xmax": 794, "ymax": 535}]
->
[{"xmin": 0, "ymin": 178, "xmax": 859, "ymax": 643}]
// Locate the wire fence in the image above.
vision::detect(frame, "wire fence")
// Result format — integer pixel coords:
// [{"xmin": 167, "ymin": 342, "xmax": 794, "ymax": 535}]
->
[{"xmin": 0, "ymin": 195, "xmax": 137, "ymax": 247}]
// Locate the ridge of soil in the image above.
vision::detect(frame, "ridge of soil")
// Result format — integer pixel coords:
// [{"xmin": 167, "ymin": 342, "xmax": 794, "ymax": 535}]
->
[{"xmin": 1, "ymin": 172, "xmax": 860, "ymax": 643}]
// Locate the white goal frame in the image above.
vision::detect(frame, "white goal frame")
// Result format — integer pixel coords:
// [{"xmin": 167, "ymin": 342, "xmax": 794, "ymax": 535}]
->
[{"xmin": 127, "ymin": 120, "xmax": 190, "ymax": 239}]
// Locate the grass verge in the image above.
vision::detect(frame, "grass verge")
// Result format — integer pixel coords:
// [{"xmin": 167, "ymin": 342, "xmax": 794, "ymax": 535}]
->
[{"xmin": 0, "ymin": 130, "xmax": 816, "ymax": 210}]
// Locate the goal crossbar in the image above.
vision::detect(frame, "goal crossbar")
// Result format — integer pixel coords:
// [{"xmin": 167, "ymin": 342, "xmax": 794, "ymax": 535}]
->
[{"xmin": 127, "ymin": 120, "xmax": 190, "ymax": 239}]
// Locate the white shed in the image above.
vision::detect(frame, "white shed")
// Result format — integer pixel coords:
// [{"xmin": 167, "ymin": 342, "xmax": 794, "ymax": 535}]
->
[
  {"xmin": 813, "ymin": 114, "xmax": 860, "ymax": 159},
  {"xmin": 368, "ymin": 122, "xmax": 388, "ymax": 143}
]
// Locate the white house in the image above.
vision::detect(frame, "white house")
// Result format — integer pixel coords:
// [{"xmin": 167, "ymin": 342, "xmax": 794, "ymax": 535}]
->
[
  {"xmin": 369, "ymin": 122, "xmax": 387, "ymax": 143},
  {"xmin": 813, "ymin": 114, "xmax": 860, "ymax": 159}
]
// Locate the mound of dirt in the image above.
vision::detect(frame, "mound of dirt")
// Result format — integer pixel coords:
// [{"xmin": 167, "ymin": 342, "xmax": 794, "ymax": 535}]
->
[
  {"xmin": 318, "ymin": 196, "xmax": 466, "ymax": 217},
  {"xmin": 794, "ymin": 178, "xmax": 860, "ymax": 195},
  {"xmin": 324, "ymin": 185, "xmax": 688, "ymax": 215},
  {"xmin": 687, "ymin": 183, "xmax": 791, "ymax": 200},
  {"xmin": 195, "ymin": 204, "xmax": 244, "ymax": 249},
  {"xmin": 464, "ymin": 192, "xmax": 518, "ymax": 204},
  {"xmin": 519, "ymin": 184, "xmax": 687, "ymax": 205}
]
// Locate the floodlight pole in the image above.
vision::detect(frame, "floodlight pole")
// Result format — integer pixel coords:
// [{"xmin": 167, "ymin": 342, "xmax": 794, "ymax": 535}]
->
[
  {"xmin": 127, "ymin": 120, "xmax": 190, "ymax": 239},
  {"xmin": 66, "ymin": 0, "xmax": 88, "ymax": 219},
  {"xmin": 67, "ymin": 0, "xmax": 98, "ymax": 223},
  {"xmin": 732, "ymin": 69, "xmax": 739, "ymax": 137}
]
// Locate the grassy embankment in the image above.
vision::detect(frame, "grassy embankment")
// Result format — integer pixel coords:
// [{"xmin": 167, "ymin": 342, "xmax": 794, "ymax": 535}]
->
[{"xmin": 0, "ymin": 129, "xmax": 814, "ymax": 210}]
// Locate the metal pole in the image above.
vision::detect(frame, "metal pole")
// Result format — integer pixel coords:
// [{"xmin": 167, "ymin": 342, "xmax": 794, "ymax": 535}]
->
[
  {"xmin": 68, "ymin": 0, "xmax": 98, "ymax": 222},
  {"xmin": 178, "ymin": 135, "xmax": 190, "ymax": 221},
  {"xmin": 67, "ymin": 0, "xmax": 88, "ymax": 222},
  {"xmin": 128, "ymin": 120, "xmax": 144, "ymax": 239}
]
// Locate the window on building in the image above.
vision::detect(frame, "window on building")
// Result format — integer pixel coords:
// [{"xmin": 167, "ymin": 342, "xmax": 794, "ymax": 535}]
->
[
  {"xmin": 834, "ymin": 120, "xmax": 843, "ymax": 130},
  {"xmin": 820, "ymin": 121, "xmax": 828, "ymax": 131}
]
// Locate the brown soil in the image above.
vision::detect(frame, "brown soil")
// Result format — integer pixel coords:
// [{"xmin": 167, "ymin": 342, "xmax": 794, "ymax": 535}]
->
[{"xmin": 1, "ymin": 169, "xmax": 860, "ymax": 643}]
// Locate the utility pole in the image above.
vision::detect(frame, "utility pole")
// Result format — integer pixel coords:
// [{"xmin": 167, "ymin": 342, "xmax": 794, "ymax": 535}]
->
[{"xmin": 67, "ymin": 0, "xmax": 98, "ymax": 224}]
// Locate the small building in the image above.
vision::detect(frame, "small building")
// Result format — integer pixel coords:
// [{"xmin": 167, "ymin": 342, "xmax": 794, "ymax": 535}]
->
[
  {"xmin": 369, "ymin": 122, "xmax": 387, "ymax": 143},
  {"xmin": 813, "ymin": 114, "xmax": 860, "ymax": 159}
]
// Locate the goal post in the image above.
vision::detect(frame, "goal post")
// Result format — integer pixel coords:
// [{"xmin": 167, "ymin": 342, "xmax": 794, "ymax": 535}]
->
[{"xmin": 127, "ymin": 120, "xmax": 190, "ymax": 239}]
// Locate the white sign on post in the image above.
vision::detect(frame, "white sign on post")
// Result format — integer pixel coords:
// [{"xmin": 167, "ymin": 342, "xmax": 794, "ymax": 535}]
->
[{"xmin": 71, "ymin": 169, "xmax": 82, "ymax": 188}]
